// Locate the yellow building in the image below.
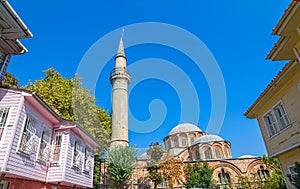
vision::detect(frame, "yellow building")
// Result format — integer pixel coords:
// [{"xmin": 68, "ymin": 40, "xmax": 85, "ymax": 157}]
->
[{"xmin": 245, "ymin": 1, "xmax": 300, "ymax": 188}]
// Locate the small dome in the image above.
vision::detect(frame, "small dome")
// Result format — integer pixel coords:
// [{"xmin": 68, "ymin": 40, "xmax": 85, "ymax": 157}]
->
[
  {"xmin": 193, "ymin": 134, "xmax": 224, "ymax": 144},
  {"xmin": 239, "ymin": 155, "xmax": 257, "ymax": 158},
  {"xmin": 169, "ymin": 123, "xmax": 202, "ymax": 135},
  {"xmin": 138, "ymin": 152, "xmax": 149, "ymax": 160}
]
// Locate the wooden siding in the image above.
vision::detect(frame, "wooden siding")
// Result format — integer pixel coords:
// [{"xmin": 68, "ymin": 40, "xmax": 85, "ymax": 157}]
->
[
  {"xmin": 256, "ymin": 65, "xmax": 300, "ymax": 156},
  {"xmin": 0, "ymin": 89, "xmax": 23, "ymax": 171},
  {"xmin": 4, "ymin": 100, "xmax": 52, "ymax": 182},
  {"xmin": 0, "ymin": 89, "xmax": 97, "ymax": 188},
  {"xmin": 63, "ymin": 131, "xmax": 94, "ymax": 187}
]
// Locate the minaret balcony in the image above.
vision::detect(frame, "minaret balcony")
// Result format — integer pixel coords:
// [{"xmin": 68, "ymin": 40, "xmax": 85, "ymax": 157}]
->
[{"xmin": 110, "ymin": 67, "xmax": 131, "ymax": 82}]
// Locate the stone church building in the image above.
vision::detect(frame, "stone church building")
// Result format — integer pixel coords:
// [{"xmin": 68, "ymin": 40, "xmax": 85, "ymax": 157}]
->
[{"xmin": 136, "ymin": 123, "xmax": 269, "ymax": 188}]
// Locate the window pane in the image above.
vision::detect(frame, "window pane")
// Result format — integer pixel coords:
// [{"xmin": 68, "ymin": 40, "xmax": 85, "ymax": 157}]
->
[
  {"xmin": 204, "ymin": 147, "xmax": 212, "ymax": 159},
  {"xmin": 84, "ymin": 146, "xmax": 91, "ymax": 172},
  {"xmin": 181, "ymin": 135, "xmax": 187, "ymax": 147},
  {"xmin": 73, "ymin": 139, "xmax": 82, "ymax": 167},
  {"xmin": 0, "ymin": 107, "xmax": 9, "ymax": 128},
  {"xmin": 273, "ymin": 103, "xmax": 289, "ymax": 130},
  {"xmin": 38, "ymin": 128, "xmax": 51, "ymax": 162},
  {"xmin": 19, "ymin": 115, "xmax": 36, "ymax": 154},
  {"xmin": 215, "ymin": 148, "xmax": 221, "ymax": 159},
  {"xmin": 263, "ymin": 113, "xmax": 278, "ymax": 137},
  {"xmin": 52, "ymin": 133, "xmax": 62, "ymax": 164}
]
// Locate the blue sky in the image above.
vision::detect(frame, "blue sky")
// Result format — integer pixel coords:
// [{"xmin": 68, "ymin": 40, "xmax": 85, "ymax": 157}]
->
[{"xmin": 8, "ymin": 0, "xmax": 291, "ymax": 157}]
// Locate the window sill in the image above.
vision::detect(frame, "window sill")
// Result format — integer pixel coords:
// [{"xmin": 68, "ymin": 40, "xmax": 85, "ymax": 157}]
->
[
  {"xmin": 269, "ymin": 124, "xmax": 292, "ymax": 139},
  {"xmin": 50, "ymin": 162, "xmax": 60, "ymax": 167},
  {"xmin": 17, "ymin": 150, "xmax": 30, "ymax": 157},
  {"xmin": 37, "ymin": 159, "xmax": 47, "ymax": 165}
]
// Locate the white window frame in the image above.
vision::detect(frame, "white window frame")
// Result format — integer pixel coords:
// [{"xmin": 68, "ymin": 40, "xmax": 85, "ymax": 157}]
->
[
  {"xmin": 18, "ymin": 114, "xmax": 37, "ymax": 155},
  {"xmin": 84, "ymin": 145, "xmax": 91, "ymax": 172},
  {"xmin": 0, "ymin": 107, "xmax": 9, "ymax": 128},
  {"xmin": 0, "ymin": 181, "xmax": 10, "ymax": 189},
  {"xmin": 51, "ymin": 132, "xmax": 62, "ymax": 166},
  {"xmin": 288, "ymin": 164, "xmax": 297, "ymax": 182},
  {"xmin": 263, "ymin": 111, "xmax": 278, "ymax": 137},
  {"xmin": 38, "ymin": 126, "xmax": 51, "ymax": 162},
  {"xmin": 73, "ymin": 138, "xmax": 82, "ymax": 168},
  {"xmin": 263, "ymin": 100, "xmax": 290, "ymax": 138}
]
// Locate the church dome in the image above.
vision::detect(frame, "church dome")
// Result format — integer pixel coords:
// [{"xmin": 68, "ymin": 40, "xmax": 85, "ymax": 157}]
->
[
  {"xmin": 193, "ymin": 134, "xmax": 224, "ymax": 144},
  {"xmin": 168, "ymin": 123, "xmax": 202, "ymax": 135},
  {"xmin": 139, "ymin": 152, "xmax": 149, "ymax": 160},
  {"xmin": 239, "ymin": 155, "xmax": 257, "ymax": 158}
]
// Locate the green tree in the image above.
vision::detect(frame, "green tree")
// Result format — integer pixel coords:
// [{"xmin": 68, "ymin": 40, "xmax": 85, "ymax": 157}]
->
[
  {"xmin": 146, "ymin": 142, "xmax": 164, "ymax": 189},
  {"xmin": 262, "ymin": 155, "xmax": 286, "ymax": 189},
  {"xmin": 288, "ymin": 162, "xmax": 300, "ymax": 188},
  {"xmin": 184, "ymin": 162, "xmax": 215, "ymax": 189},
  {"xmin": 1, "ymin": 72, "xmax": 19, "ymax": 88},
  {"xmin": 106, "ymin": 145, "xmax": 138, "ymax": 189}
]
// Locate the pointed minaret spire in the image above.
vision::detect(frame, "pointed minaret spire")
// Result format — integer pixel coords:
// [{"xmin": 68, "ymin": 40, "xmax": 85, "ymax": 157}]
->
[
  {"xmin": 116, "ymin": 28, "xmax": 126, "ymax": 58},
  {"xmin": 110, "ymin": 28, "xmax": 130, "ymax": 149}
]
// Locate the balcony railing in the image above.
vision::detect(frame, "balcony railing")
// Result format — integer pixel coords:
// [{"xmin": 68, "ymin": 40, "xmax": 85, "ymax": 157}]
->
[{"xmin": 110, "ymin": 67, "xmax": 130, "ymax": 80}]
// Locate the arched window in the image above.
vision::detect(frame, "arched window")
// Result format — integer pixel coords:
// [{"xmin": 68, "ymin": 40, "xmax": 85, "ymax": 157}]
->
[
  {"xmin": 181, "ymin": 135, "xmax": 187, "ymax": 147},
  {"xmin": 167, "ymin": 140, "xmax": 171, "ymax": 149},
  {"xmin": 224, "ymin": 147, "xmax": 230, "ymax": 158},
  {"xmin": 204, "ymin": 147, "xmax": 212, "ymax": 160},
  {"xmin": 215, "ymin": 147, "xmax": 221, "ymax": 159},
  {"xmin": 195, "ymin": 151, "xmax": 201, "ymax": 160},
  {"xmin": 173, "ymin": 137, "xmax": 179, "ymax": 148},
  {"xmin": 190, "ymin": 136, "xmax": 194, "ymax": 144},
  {"xmin": 218, "ymin": 169, "xmax": 231, "ymax": 184},
  {"xmin": 257, "ymin": 166, "xmax": 269, "ymax": 181}
]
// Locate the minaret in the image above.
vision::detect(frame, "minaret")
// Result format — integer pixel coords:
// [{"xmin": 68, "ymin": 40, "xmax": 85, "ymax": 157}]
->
[{"xmin": 110, "ymin": 33, "xmax": 130, "ymax": 148}]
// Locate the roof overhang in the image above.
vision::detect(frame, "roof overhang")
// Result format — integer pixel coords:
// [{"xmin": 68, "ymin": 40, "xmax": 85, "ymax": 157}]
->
[
  {"xmin": 244, "ymin": 60, "xmax": 299, "ymax": 118},
  {"xmin": 55, "ymin": 121, "xmax": 101, "ymax": 148},
  {"xmin": 267, "ymin": 2, "xmax": 300, "ymax": 61},
  {"xmin": 272, "ymin": 1, "xmax": 300, "ymax": 36},
  {"xmin": 0, "ymin": 0, "xmax": 32, "ymax": 55}
]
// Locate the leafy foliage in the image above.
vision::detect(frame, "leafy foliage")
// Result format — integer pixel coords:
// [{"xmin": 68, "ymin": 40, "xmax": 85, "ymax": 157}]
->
[
  {"xmin": 1, "ymin": 72, "xmax": 19, "ymax": 88},
  {"xmin": 288, "ymin": 161, "xmax": 300, "ymax": 188},
  {"xmin": 262, "ymin": 155, "xmax": 287, "ymax": 189},
  {"xmin": 184, "ymin": 162, "xmax": 215, "ymax": 189},
  {"xmin": 106, "ymin": 145, "xmax": 138, "ymax": 189},
  {"xmin": 146, "ymin": 142, "xmax": 164, "ymax": 189},
  {"xmin": 159, "ymin": 154, "xmax": 184, "ymax": 188}
]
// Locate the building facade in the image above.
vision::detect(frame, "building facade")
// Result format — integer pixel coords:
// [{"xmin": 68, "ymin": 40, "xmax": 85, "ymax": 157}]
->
[
  {"xmin": 0, "ymin": 87, "xmax": 100, "ymax": 189},
  {"xmin": 0, "ymin": 1, "xmax": 32, "ymax": 82},
  {"xmin": 245, "ymin": 1, "xmax": 300, "ymax": 189}
]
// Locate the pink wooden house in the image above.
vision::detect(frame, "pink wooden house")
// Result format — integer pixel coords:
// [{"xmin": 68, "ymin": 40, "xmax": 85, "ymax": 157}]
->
[{"xmin": 0, "ymin": 87, "xmax": 100, "ymax": 189}]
